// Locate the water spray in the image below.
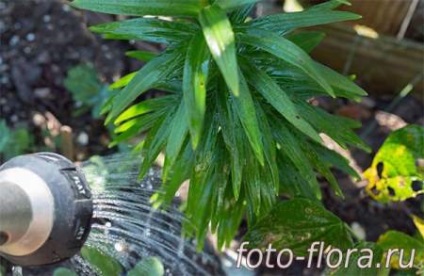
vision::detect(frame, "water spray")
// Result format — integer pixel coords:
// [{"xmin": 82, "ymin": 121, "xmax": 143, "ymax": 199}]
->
[
  {"xmin": 0, "ymin": 153, "xmax": 93, "ymax": 266},
  {"xmin": 0, "ymin": 153, "xmax": 224, "ymax": 275}
]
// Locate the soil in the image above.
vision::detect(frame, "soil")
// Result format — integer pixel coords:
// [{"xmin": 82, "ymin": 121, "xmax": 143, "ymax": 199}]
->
[{"xmin": 0, "ymin": 0, "xmax": 423, "ymax": 275}]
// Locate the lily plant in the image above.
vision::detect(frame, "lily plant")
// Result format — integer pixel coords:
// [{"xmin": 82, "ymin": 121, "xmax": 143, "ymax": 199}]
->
[{"xmin": 71, "ymin": 0, "xmax": 369, "ymax": 250}]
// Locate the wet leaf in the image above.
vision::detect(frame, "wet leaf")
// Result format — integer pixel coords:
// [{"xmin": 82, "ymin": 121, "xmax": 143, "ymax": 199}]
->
[
  {"xmin": 164, "ymin": 101, "xmax": 189, "ymax": 176},
  {"xmin": 183, "ymin": 32, "xmax": 210, "ymax": 148},
  {"xmin": 81, "ymin": 247, "xmax": 122, "ymax": 275},
  {"xmin": 365, "ymin": 125, "xmax": 424, "ymax": 202},
  {"xmin": 71, "ymin": 0, "xmax": 204, "ymax": 17},
  {"xmin": 377, "ymin": 231, "xmax": 424, "ymax": 269},
  {"xmin": 199, "ymin": 5, "xmax": 239, "ymax": 95},
  {"xmin": 244, "ymin": 198, "xmax": 353, "ymax": 255},
  {"xmin": 128, "ymin": 257, "xmax": 164, "ymax": 276},
  {"xmin": 232, "ymin": 72, "xmax": 264, "ymax": 165},
  {"xmin": 216, "ymin": 82, "xmax": 243, "ymax": 199}
]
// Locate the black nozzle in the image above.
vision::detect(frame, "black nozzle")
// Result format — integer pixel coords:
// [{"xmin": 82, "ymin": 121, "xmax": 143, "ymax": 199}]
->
[{"xmin": 0, "ymin": 153, "xmax": 93, "ymax": 266}]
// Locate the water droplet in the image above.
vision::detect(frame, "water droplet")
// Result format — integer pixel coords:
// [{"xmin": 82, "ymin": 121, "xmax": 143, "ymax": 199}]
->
[{"xmin": 26, "ymin": 33, "xmax": 35, "ymax": 42}]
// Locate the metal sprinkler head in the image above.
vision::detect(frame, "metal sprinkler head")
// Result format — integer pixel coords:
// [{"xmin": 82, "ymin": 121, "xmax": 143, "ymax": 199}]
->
[{"xmin": 0, "ymin": 153, "xmax": 93, "ymax": 266}]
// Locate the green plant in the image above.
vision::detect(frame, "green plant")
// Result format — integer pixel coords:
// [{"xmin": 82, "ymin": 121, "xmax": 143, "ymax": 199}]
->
[
  {"xmin": 71, "ymin": 0, "xmax": 369, "ymax": 249},
  {"xmin": 0, "ymin": 120, "xmax": 33, "ymax": 161},
  {"xmin": 64, "ymin": 64, "xmax": 111, "ymax": 118}
]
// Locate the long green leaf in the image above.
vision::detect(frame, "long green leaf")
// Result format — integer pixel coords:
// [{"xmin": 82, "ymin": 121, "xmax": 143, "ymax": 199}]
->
[
  {"xmin": 241, "ymin": 59, "xmax": 322, "ymax": 143},
  {"xmin": 271, "ymin": 120, "xmax": 321, "ymax": 199},
  {"xmin": 183, "ymin": 33, "xmax": 210, "ymax": 148},
  {"xmin": 90, "ymin": 18, "xmax": 196, "ymax": 44},
  {"xmin": 106, "ymin": 49, "xmax": 183, "ymax": 123},
  {"xmin": 199, "ymin": 5, "xmax": 239, "ymax": 95},
  {"xmin": 126, "ymin": 50, "xmax": 157, "ymax": 62},
  {"xmin": 314, "ymin": 62, "xmax": 367, "ymax": 99},
  {"xmin": 248, "ymin": 9, "xmax": 360, "ymax": 34},
  {"xmin": 215, "ymin": 0, "xmax": 260, "ymax": 10},
  {"xmin": 110, "ymin": 72, "xmax": 137, "ymax": 90},
  {"xmin": 115, "ymin": 95, "xmax": 176, "ymax": 124},
  {"xmin": 238, "ymin": 28, "xmax": 334, "ymax": 96},
  {"xmin": 71, "ymin": 0, "xmax": 204, "ymax": 17},
  {"xmin": 164, "ymin": 101, "xmax": 189, "ymax": 177},
  {"xmin": 216, "ymin": 82, "xmax": 243, "ymax": 199},
  {"xmin": 232, "ymin": 72, "xmax": 264, "ymax": 165}
]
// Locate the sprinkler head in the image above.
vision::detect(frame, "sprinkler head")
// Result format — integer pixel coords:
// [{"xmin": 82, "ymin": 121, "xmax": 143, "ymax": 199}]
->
[{"xmin": 0, "ymin": 153, "xmax": 93, "ymax": 266}]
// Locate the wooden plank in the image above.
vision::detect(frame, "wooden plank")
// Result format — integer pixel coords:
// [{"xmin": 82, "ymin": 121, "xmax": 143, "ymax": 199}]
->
[{"xmin": 311, "ymin": 25, "xmax": 424, "ymax": 98}]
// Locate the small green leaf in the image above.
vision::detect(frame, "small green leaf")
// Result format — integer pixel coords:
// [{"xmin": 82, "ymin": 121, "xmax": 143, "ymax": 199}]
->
[
  {"xmin": 199, "ymin": 5, "xmax": 239, "ymax": 95},
  {"xmin": 238, "ymin": 28, "xmax": 334, "ymax": 96},
  {"xmin": 183, "ymin": 32, "xmax": 210, "ymax": 148},
  {"xmin": 244, "ymin": 198, "xmax": 353, "ymax": 255},
  {"xmin": 377, "ymin": 231, "xmax": 424, "ymax": 269},
  {"xmin": 365, "ymin": 125, "xmax": 424, "ymax": 202},
  {"xmin": 128, "ymin": 257, "xmax": 164, "ymax": 276},
  {"xmin": 90, "ymin": 18, "xmax": 196, "ymax": 44},
  {"xmin": 215, "ymin": 0, "xmax": 260, "ymax": 11},
  {"xmin": 81, "ymin": 247, "xmax": 122, "ymax": 276},
  {"xmin": 53, "ymin": 268, "xmax": 77, "ymax": 276},
  {"xmin": 71, "ymin": 0, "xmax": 204, "ymax": 17}
]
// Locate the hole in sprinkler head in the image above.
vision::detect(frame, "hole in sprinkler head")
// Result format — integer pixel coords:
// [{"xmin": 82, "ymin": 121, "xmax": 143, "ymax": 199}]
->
[{"xmin": 0, "ymin": 232, "xmax": 9, "ymax": 246}]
